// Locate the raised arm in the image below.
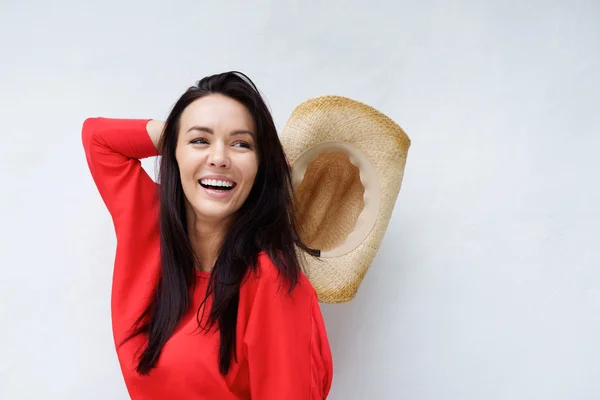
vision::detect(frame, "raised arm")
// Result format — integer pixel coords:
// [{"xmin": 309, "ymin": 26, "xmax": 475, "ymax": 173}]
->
[
  {"xmin": 82, "ymin": 117, "xmax": 162, "ymax": 231},
  {"xmin": 82, "ymin": 117, "xmax": 168, "ymax": 329}
]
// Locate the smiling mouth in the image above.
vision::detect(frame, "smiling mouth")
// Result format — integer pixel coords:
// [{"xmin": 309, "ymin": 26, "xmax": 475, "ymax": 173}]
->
[{"xmin": 198, "ymin": 179, "xmax": 237, "ymax": 191}]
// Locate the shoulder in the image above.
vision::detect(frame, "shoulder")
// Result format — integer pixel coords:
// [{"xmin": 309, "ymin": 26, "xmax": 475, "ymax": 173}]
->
[{"xmin": 244, "ymin": 251, "xmax": 317, "ymax": 300}]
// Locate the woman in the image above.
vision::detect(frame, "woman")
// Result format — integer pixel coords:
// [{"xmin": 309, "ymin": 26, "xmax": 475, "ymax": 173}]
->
[{"xmin": 82, "ymin": 71, "xmax": 333, "ymax": 399}]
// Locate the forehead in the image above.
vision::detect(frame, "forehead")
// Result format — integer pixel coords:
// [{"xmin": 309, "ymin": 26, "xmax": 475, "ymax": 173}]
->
[{"xmin": 179, "ymin": 94, "xmax": 255, "ymax": 133}]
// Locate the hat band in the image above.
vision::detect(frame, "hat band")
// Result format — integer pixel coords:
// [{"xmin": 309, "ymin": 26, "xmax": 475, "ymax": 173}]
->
[{"xmin": 292, "ymin": 140, "xmax": 381, "ymax": 258}]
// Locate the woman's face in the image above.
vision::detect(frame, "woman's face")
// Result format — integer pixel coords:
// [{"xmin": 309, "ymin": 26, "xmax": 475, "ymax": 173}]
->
[{"xmin": 176, "ymin": 94, "xmax": 259, "ymax": 225}]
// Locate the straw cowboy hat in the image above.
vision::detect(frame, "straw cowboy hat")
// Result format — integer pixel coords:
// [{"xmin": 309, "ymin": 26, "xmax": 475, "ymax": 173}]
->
[{"xmin": 280, "ymin": 96, "xmax": 410, "ymax": 304}]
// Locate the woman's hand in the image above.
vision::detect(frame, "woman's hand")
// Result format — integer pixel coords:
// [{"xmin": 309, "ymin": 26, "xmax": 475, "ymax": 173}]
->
[{"xmin": 146, "ymin": 120, "xmax": 165, "ymax": 152}]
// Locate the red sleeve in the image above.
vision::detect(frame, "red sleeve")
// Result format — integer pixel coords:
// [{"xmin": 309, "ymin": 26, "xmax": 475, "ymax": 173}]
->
[
  {"xmin": 243, "ymin": 260, "xmax": 334, "ymax": 399},
  {"xmin": 81, "ymin": 117, "xmax": 161, "ymax": 334},
  {"xmin": 81, "ymin": 117, "xmax": 158, "ymax": 227}
]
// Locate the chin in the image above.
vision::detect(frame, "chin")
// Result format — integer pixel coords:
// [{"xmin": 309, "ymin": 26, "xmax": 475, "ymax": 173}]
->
[{"xmin": 194, "ymin": 205, "xmax": 234, "ymax": 223}]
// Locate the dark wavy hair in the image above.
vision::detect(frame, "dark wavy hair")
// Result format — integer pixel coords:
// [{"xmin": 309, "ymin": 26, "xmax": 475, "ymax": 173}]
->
[{"xmin": 120, "ymin": 71, "xmax": 317, "ymax": 376}]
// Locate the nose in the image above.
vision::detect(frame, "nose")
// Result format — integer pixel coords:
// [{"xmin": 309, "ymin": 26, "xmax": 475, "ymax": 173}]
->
[{"xmin": 207, "ymin": 143, "xmax": 230, "ymax": 169}]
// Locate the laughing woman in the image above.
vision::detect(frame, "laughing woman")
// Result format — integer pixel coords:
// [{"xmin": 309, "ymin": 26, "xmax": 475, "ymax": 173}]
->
[{"xmin": 82, "ymin": 71, "xmax": 333, "ymax": 399}]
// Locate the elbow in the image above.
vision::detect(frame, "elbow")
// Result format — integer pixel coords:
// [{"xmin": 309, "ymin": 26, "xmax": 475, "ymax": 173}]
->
[
  {"xmin": 81, "ymin": 117, "xmax": 101, "ymax": 150},
  {"xmin": 82, "ymin": 117, "xmax": 97, "ymax": 138}
]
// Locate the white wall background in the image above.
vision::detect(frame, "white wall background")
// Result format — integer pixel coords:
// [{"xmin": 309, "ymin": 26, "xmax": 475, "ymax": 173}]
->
[{"xmin": 1, "ymin": 0, "xmax": 599, "ymax": 399}]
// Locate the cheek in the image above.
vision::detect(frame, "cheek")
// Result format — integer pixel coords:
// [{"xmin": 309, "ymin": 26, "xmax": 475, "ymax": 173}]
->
[
  {"xmin": 241, "ymin": 157, "xmax": 259, "ymax": 186},
  {"xmin": 176, "ymin": 149, "xmax": 199, "ymax": 180}
]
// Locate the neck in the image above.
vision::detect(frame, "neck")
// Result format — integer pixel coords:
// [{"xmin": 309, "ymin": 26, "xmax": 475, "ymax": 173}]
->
[{"xmin": 185, "ymin": 205, "xmax": 229, "ymax": 273}]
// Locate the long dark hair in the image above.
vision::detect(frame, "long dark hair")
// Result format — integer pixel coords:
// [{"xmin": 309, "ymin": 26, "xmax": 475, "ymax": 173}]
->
[{"xmin": 120, "ymin": 71, "xmax": 316, "ymax": 376}]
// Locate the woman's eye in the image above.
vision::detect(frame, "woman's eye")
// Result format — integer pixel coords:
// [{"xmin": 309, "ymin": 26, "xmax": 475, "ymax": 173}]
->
[
  {"xmin": 190, "ymin": 138, "xmax": 209, "ymax": 145},
  {"xmin": 233, "ymin": 141, "xmax": 252, "ymax": 149}
]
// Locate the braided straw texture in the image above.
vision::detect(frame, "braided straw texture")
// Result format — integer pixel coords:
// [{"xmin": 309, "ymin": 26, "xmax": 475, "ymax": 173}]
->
[{"xmin": 281, "ymin": 96, "xmax": 410, "ymax": 303}]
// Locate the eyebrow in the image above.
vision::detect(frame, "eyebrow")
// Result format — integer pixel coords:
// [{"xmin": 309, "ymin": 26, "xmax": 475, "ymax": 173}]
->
[{"xmin": 186, "ymin": 126, "xmax": 255, "ymax": 139}]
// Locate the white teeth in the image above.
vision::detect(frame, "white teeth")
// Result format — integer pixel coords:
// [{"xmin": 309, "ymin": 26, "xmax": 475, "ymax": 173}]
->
[{"xmin": 200, "ymin": 179, "xmax": 234, "ymax": 187}]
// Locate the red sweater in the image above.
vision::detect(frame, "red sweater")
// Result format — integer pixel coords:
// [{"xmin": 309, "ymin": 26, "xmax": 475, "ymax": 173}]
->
[{"xmin": 82, "ymin": 117, "xmax": 333, "ymax": 399}]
